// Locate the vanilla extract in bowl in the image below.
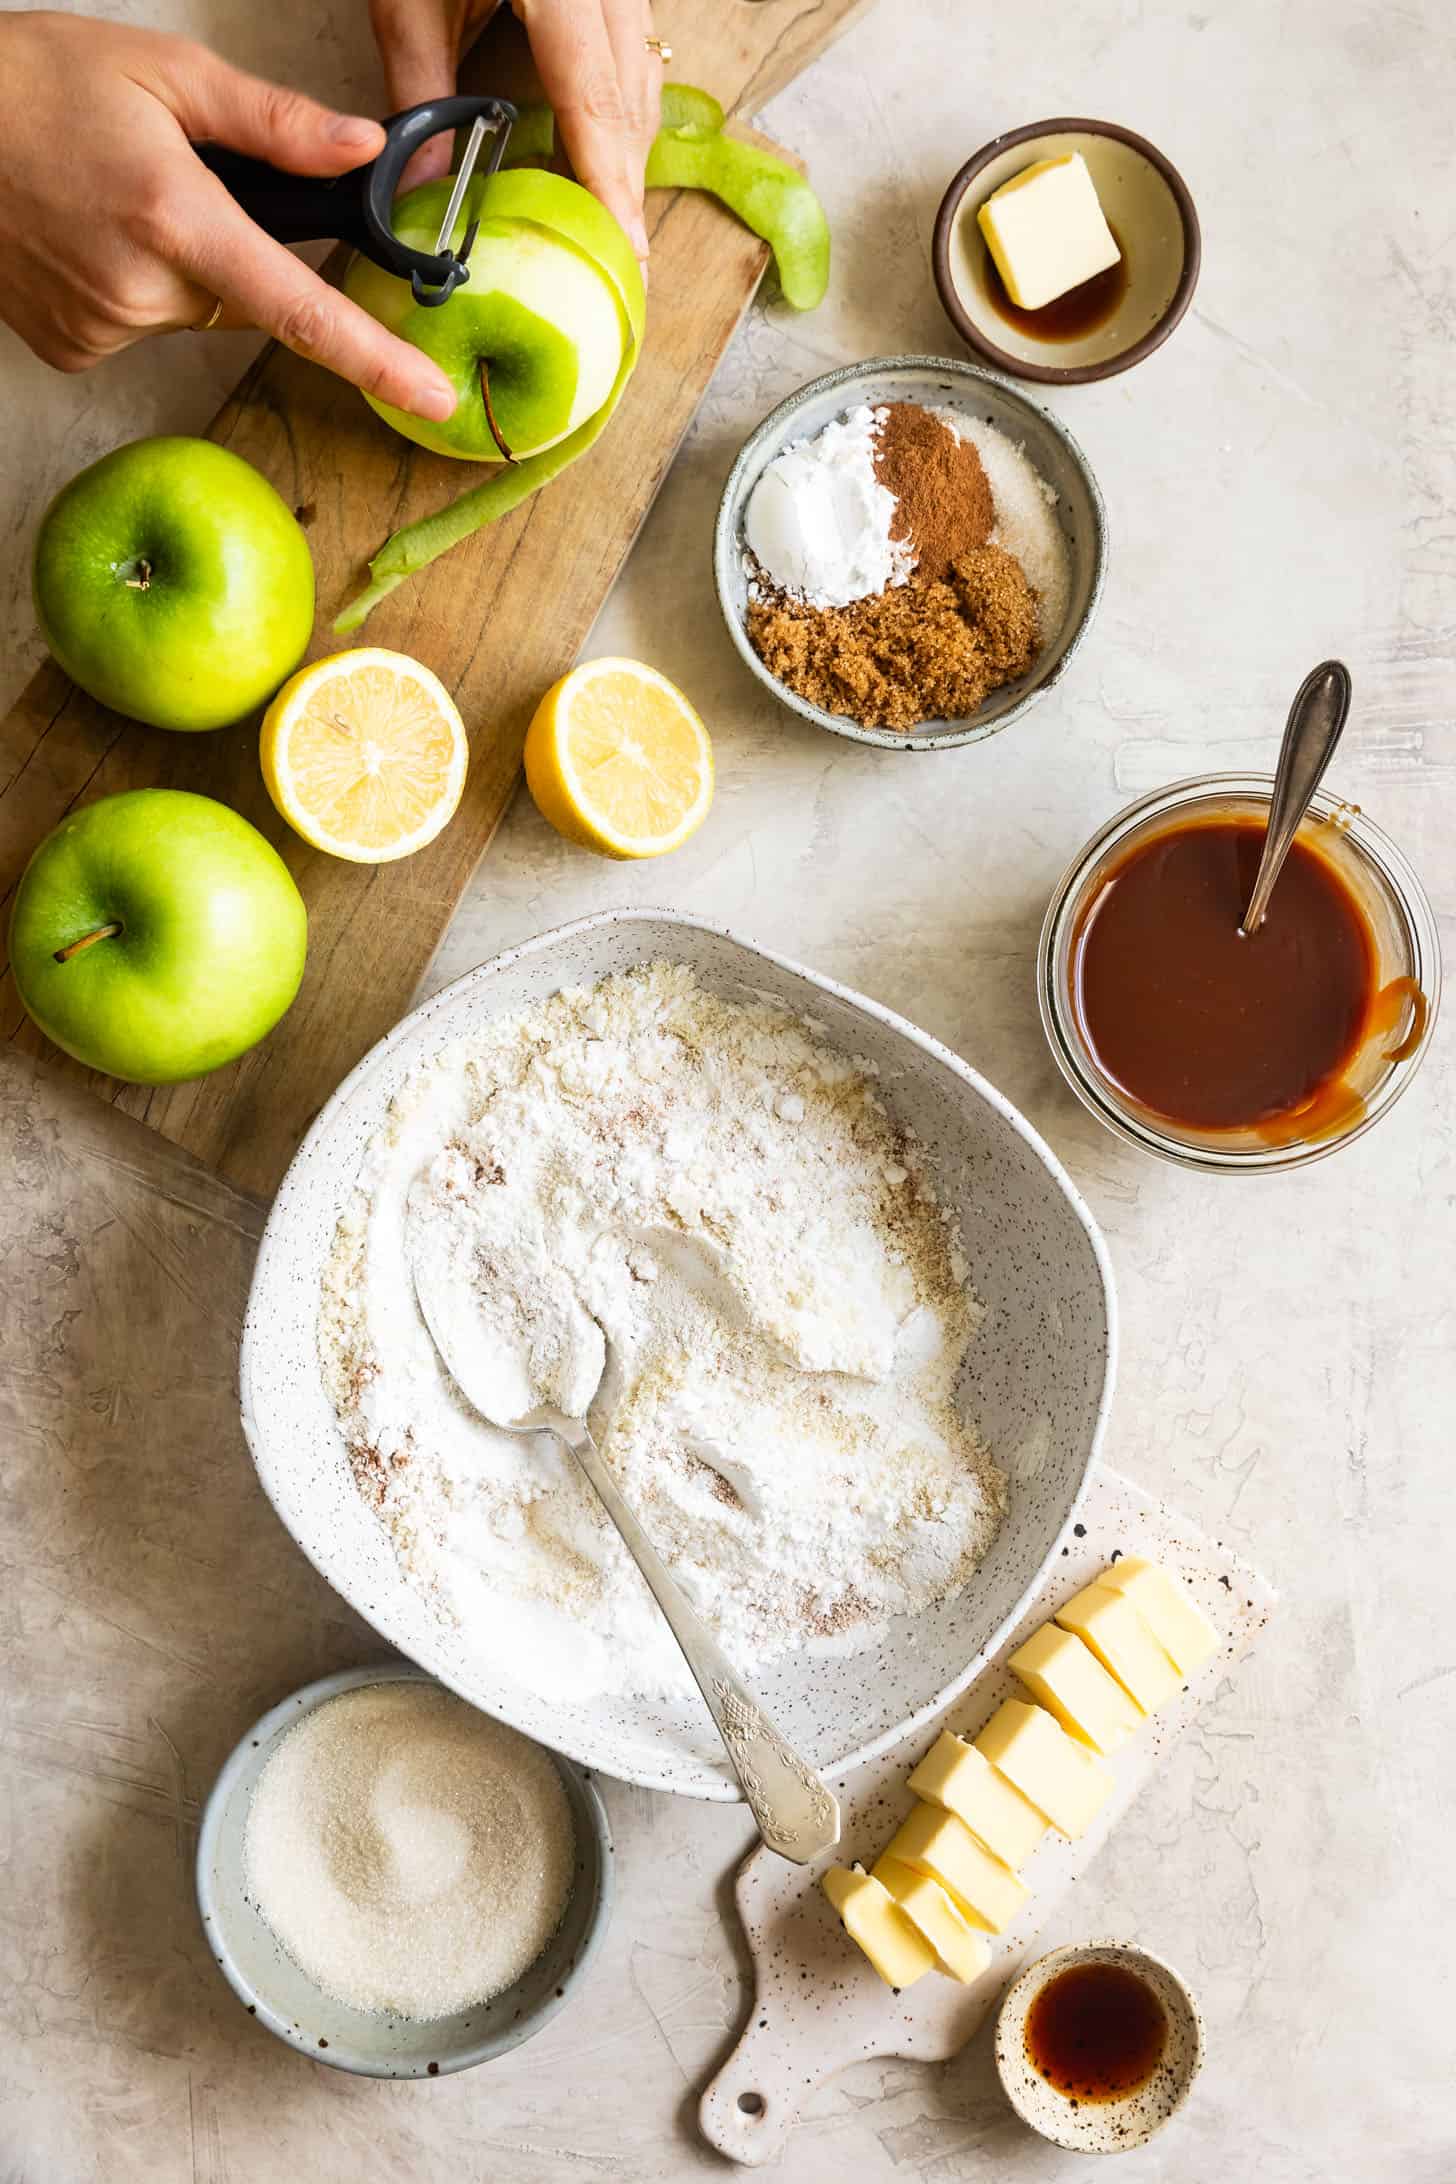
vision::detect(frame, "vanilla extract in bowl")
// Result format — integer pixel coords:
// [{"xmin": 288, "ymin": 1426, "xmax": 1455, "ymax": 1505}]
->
[{"xmin": 1024, "ymin": 1957, "xmax": 1169, "ymax": 2103}]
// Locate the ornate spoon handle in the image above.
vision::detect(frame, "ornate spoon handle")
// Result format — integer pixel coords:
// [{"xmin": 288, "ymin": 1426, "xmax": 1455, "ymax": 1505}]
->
[{"xmin": 559, "ymin": 1416, "xmax": 840, "ymax": 1862}]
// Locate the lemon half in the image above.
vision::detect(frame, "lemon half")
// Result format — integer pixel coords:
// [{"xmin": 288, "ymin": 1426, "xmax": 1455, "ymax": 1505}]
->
[
  {"xmin": 261, "ymin": 647, "xmax": 467, "ymax": 863},
  {"xmin": 524, "ymin": 657, "xmax": 714, "ymax": 859}
]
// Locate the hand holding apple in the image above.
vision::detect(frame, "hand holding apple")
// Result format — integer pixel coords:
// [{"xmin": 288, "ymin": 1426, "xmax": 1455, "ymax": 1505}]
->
[{"xmin": 9, "ymin": 790, "xmax": 307, "ymax": 1085}]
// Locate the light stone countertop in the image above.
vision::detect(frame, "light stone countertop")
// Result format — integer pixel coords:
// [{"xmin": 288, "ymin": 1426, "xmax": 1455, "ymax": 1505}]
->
[{"xmin": 3, "ymin": 3, "xmax": 1453, "ymax": 2178}]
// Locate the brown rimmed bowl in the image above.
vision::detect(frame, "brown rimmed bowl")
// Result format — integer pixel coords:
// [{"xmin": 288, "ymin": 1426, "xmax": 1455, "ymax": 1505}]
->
[{"xmin": 933, "ymin": 120, "xmax": 1201, "ymax": 384}]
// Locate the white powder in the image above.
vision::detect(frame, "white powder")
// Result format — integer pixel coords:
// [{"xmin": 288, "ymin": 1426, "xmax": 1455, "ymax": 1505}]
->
[
  {"xmin": 243, "ymin": 1682, "xmax": 574, "ymax": 2021},
  {"xmin": 743, "ymin": 404, "xmax": 914, "ymax": 607},
  {"xmin": 934, "ymin": 406, "xmax": 1071, "ymax": 640},
  {"xmin": 321, "ymin": 965, "xmax": 1005, "ymax": 1706}
]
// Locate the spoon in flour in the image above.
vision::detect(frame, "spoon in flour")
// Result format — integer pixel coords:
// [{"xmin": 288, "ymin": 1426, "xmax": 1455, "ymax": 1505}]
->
[{"xmin": 412, "ymin": 1253, "xmax": 841, "ymax": 1863}]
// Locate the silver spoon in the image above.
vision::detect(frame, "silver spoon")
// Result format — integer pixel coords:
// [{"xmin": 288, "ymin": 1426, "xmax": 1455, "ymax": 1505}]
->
[
  {"xmin": 412, "ymin": 1255, "xmax": 841, "ymax": 1864},
  {"xmin": 1240, "ymin": 660, "xmax": 1353, "ymax": 936}
]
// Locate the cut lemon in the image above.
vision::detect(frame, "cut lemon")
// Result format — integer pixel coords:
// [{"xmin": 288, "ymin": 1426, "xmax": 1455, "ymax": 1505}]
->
[
  {"xmin": 524, "ymin": 657, "xmax": 713, "ymax": 858},
  {"xmin": 260, "ymin": 647, "xmax": 467, "ymax": 863}
]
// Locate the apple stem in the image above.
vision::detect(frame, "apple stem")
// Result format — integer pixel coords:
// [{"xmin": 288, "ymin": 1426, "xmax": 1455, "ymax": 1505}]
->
[
  {"xmin": 53, "ymin": 922, "xmax": 123, "ymax": 964},
  {"xmin": 480, "ymin": 363, "xmax": 516, "ymax": 465},
  {"xmin": 122, "ymin": 558, "xmax": 153, "ymax": 591}
]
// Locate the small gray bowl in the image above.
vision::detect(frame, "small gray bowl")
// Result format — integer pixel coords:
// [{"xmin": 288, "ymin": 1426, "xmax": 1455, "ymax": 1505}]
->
[
  {"xmin": 994, "ymin": 1939, "xmax": 1204, "ymax": 2153},
  {"xmin": 713, "ymin": 354, "xmax": 1106, "ymax": 750},
  {"xmin": 196, "ymin": 1661, "xmax": 614, "ymax": 2078}
]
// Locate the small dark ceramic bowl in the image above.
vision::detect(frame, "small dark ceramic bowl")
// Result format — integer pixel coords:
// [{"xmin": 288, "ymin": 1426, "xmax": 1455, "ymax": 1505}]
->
[{"xmin": 933, "ymin": 120, "xmax": 1201, "ymax": 384}]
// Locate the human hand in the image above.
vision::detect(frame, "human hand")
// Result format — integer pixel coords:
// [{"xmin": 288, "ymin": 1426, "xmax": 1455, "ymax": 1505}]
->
[
  {"xmin": 0, "ymin": 10, "xmax": 455, "ymax": 418},
  {"xmin": 370, "ymin": 0, "xmax": 662, "ymax": 264}
]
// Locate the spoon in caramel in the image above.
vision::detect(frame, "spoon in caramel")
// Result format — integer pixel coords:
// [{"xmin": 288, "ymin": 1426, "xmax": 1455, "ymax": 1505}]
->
[{"xmin": 1240, "ymin": 660, "xmax": 1352, "ymax": 936}]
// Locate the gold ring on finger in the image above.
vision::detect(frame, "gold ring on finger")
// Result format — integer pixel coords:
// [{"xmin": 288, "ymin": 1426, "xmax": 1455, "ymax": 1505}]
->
[
  {"xmin": 193, "ymin": 296, "xmax": 224, "ymax": 333},
  {"xmin": 645, "ymin": 36, "xmax": 672, "ymax": 60}
]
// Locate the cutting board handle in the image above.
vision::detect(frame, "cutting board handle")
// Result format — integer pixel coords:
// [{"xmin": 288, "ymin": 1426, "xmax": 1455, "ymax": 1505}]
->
[{"xmin": 699, "ymin": 2012, "xmax": 810, "ymax": 2169}]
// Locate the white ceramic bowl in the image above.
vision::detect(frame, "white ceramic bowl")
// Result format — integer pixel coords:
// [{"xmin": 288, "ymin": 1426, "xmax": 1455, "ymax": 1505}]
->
[
  {"xmin": 196, "ymin": 1662, "xmax": 613, "ymax": 2077},
  {"xmin": 994, "ymin": 1940, "xmax": 1205, "ymax": 2153},
  {"xmin": 713, "ymin": 356, "xmax": 1106, "ymax": 749},
  {"xmin": 241, "ymin": 911, "xmax": 1116, "ymax": 1798}
]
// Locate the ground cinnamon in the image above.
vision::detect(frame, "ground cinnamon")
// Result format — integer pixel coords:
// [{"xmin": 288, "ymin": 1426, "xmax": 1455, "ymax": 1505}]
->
[
  {"xmin": 874, "ymin": 402, "xmax": 994, "ymax": 582},
  {"xmin": 748, "ymin": 545, "xmax": 1039, "ymax": 733}
]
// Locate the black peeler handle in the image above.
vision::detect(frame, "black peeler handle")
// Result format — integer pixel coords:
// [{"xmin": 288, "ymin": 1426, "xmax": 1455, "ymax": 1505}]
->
[{"xmin": 194, "ymin": 95, "xmax": 516, "ymax": 301}]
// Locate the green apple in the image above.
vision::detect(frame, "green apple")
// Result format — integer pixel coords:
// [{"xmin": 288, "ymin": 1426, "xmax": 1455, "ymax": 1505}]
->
[
  {"xmin": 345, "ymin": 167, "xmax": 645, "ymax": 463},
  {"xmin": 9, "ymin": 789, "xmax": 307, "ymax": 1084},
  {"xmin": 32, "ymin": 437, "xmax": 314, "ymax": 732}
]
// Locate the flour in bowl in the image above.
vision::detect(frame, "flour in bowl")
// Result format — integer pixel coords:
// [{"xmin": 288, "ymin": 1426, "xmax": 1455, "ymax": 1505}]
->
[{"xmin": 320, "ymin": 964, "xmax": 1005, "ymax": 1702}]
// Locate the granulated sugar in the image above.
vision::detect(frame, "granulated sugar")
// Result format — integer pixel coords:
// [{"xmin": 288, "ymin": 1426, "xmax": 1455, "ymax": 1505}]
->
[
  {"xmin": 243, "ymin": 1682, "xmax": 574, "ymax": 2020},
  {"xmin": 935, "ymin": 407, "xmax": 1070, "ymax": 639}
]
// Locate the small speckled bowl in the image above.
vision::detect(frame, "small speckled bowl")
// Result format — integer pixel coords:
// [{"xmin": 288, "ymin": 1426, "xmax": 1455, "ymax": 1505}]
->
[
  {"xmin": 196, "ymin": 1662, "xmax": 614, "ymax": 2077},
  {"xmin": 933, "ymin": 121, "xmax": 1201, "ymax": 384},
  {"xmin": 994, "ymin": 1940, "xmax": 1204, "ymax": 2153},
  {"xmin": 713, "ymin": 354, "xmax": 1106, "ymax": 749}
]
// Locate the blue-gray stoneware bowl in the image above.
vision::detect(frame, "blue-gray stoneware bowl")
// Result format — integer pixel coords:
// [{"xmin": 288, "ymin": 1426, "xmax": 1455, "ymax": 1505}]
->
[
  {"xmin": 713, "ymin": 354, "xmax": 1106, "ymax": 750},
  {"xmin": 196, "ymin": 1661, "xmax": 614, "ymax": 2078}
]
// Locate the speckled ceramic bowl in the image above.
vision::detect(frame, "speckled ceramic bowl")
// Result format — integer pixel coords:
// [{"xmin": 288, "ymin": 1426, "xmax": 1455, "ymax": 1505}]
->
[
  {"xmin": 713, "ymin": 356, "xmax": 1105, "ymax": 749},
  {"xmin": 933, "ymin": 121, "xmax": 1201, "ymax": 384},
  {"xmin": 196, "ymin": 1662, "xmax": 613, "ymax": 2077},
  {"xmin": 994, "ymin": 1940, "xmax": 1204, "ymax": 2153},
  {"xmin": 241, "ymin": 911, "xmax": 1116, "ymax": 1798}
]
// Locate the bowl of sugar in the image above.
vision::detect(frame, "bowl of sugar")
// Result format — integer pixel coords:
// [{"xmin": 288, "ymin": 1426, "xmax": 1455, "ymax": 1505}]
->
[
  {"xmin": 714, "ymin": 355, "xmax": 1105, "ymax": 748},
  {"xmin": 197, "ymin": 1661, "xmax": 613, "ymax": 2076}
]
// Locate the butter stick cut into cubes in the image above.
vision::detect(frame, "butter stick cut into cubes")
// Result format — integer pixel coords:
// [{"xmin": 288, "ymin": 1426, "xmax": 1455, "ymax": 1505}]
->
[
  {"xmin": 1099, "ymin": 1556, "xmax": 1220, "ymax": 1675},
  {"xmin": 1054, "ymin": 1581, "xmax": 1183, "ymax": 1712},
  {"xmin": 1007, "ymin": 1621, "xmax": 1142, "ymax": 1753},
  {"xmin": 977, "ymin": 152, "xmax": 1121, "ymax": 311},
  {"xmin": 907, "ymin": 1730, "xmax": 1049, "ymax": 1869},
  {"xmin": 975, "ymin": 1697, "xmax": 1113, "ymax": 1839},
  {"xmin": 881, "ymin": 1801, "xmax": 1028, "ymax": 1934},
  {"xmin": 821, "ymin": 1864, "xmax": 936, "ymax": 1989},
  {"xmin": 871, "ymin": 1856, "xmax": 993, "ymax": 1983}
]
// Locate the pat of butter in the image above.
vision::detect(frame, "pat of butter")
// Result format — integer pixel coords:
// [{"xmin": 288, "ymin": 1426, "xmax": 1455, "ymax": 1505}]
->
[
  {"xmin": 1008, "ymin": 1621, "xmax": 1142, "ymax": 1754},
  {"xmin": 871, "ymin": 1856, "xmax": 993, "ymax": 1983},
  {"xmin": 975, "ymin": 1697, "xmax": 1113, "ymax": 1839},
  {"xmin": 821, "ymin": 1863, "xmax": 936, "ymax": 1989},
  {"xmin": 882, "ymin": 1801, "xmax": 1028, "ymax": 1934},
  {"xmin": 1055, "ymin": 1582, "xmax": 1184, "ymax": 1713},
  {"xmin": 977, "ymin": 152, "xmax": 1120, "ymax": 312},
  {"xmin": 907, "ymin": 1730, "xmax": 1049, "ymax": 1870},
  {"xmin": 1099, "ymin": 1556, "xmax": 1220, "ymax": 1675}
]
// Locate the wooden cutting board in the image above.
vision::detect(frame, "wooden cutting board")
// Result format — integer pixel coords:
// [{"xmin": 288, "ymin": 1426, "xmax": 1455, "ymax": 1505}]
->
[
  {"xmin": 699, "ymin": 1466, "xmax": 1274, "ymax": 2167},
  {"xmin": 0, "ymin": 0, "xmax": 871, "ymax": 1200}
]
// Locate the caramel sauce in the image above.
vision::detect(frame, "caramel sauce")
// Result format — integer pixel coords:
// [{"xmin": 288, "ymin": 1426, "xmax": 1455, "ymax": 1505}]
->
[
  {"xmin": 1071, "ymin": 817, "xmax": 1380, "ymax": 1135},
  {"xmin": 1025, "ymin": 1960, "xmax": 1168, "ymax": 2103},
  {"xmin": 986, "ymin": 224, "xmax": 1128, "ymax": 343}
]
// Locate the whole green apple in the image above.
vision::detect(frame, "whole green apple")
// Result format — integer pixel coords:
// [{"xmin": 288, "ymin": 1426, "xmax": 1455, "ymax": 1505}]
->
[
  {"xmin": 9, "ymin": 790, "xmax": 307, "ymax": 1084},
  {"xmin": 32, "ymin": 437, "xmax": 314, "ymax": 732},
  {"xmin": 346, "ymin": 167, "xmax": 645, "ymax": 462}
]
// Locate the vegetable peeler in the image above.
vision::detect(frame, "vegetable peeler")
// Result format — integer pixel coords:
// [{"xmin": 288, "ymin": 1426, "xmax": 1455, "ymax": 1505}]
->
[{"xmin": 195, "ymin": 95, "xmax": 517, "ymax": 305}]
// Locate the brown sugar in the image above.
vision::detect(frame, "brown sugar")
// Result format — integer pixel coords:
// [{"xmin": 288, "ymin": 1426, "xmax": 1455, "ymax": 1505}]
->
[
  {"xmin": 747, "ymin": 545, "xmax": 1039, "ymax": 733},
  {"xmin": 874, "ymin": 402, "xmax": 994, "ymax": 582}
]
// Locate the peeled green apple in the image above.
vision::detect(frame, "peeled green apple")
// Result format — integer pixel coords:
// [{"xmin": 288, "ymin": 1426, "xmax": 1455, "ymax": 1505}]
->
[
  {"xmin": 345, "ymin": 167, "xmax": 644, "ymax": 463},
  {"xmin": 9, "ymin": 789, "xmax": 307, "ymax": 1085},
  {"xmin": 32, "ymin": 437, "xmax": 314, "ymax": 732}
]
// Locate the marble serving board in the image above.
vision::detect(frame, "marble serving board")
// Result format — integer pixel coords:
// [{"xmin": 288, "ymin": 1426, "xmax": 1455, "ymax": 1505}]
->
[{"xmin": 699, "ymin": 1464, "xmax": 1274, "ymax": 2167}]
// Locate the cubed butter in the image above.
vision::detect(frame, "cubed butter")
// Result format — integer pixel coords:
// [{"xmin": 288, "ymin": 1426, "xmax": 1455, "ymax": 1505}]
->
[
  {"xmin": 1099, "ymin": 1556, "xmax": 1220, "ymax": 1675},
  {"xmin": 975, "ymin": 1698, "xmax": 1113, "ymax": 1839},
  {"xmin": 821, "ymin": 1863, "xmax": 936, "ymax": 1989},
  {"xmin": 872, "ymin": 1855, "xmax": 993, "ymax": 1984},
  {"xmin": 976, "ymin": 152, "xmax": 1121, "ymax": 311},
  {"xmin": 882, "ymin": 1800, "xmax": 1028, "ymax": 1934},
  {"xmin": 1055, "ymin": 1582, "xmax": 1184, "ymax": 1713},
  {"xmin": 1007, "ymin": 1620, "xmax": 1142, "ymax": 1753},
  {"xmin": 907, "ymin": 1729, "xmax": 1049, "ymax": 1870}
]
